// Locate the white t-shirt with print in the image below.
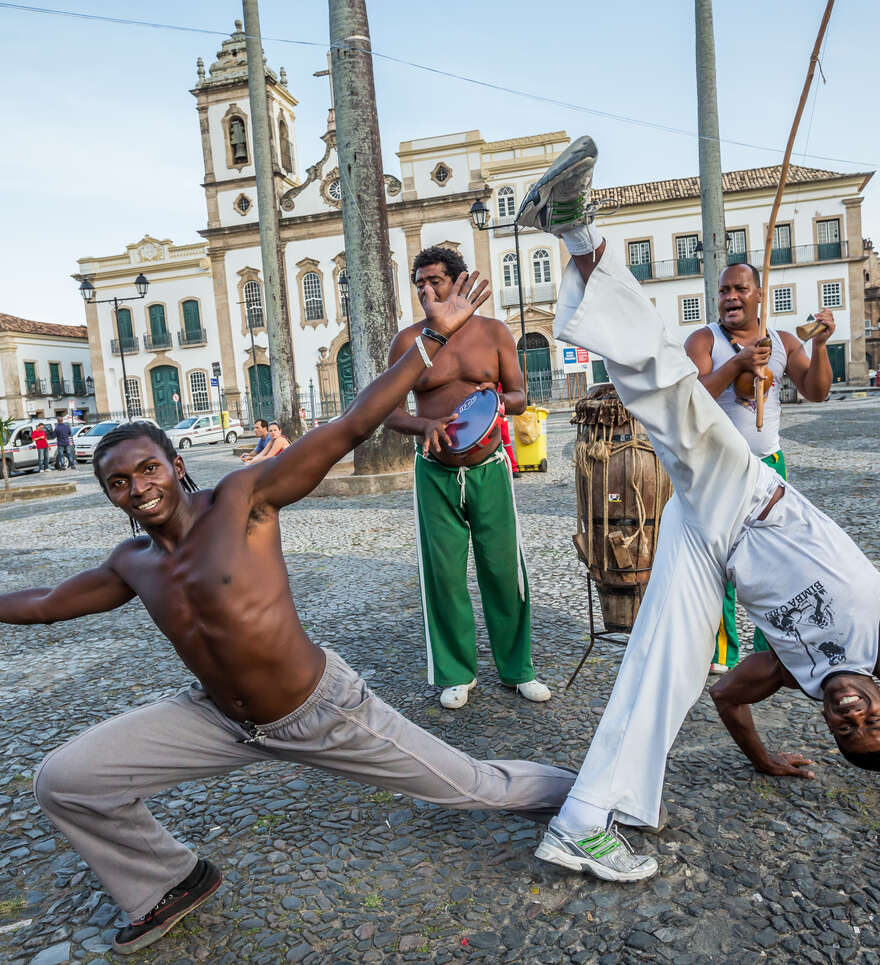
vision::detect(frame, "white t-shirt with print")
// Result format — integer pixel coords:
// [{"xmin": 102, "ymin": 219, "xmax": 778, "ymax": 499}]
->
[{"xmin": 728, "ymin": 475, "xmax": 880, "ymax": 699}]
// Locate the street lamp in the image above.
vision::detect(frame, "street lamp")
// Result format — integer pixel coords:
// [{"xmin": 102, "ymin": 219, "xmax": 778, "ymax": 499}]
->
[
  {"xmin": 78, "ymin": 273, "xmax": 150, "ymax": 421},
  {"xmin": 469, "ymin": 198, "xmax": 530, "ymax": 403},
  {"xmin": 338, "ymin": 268, "xmax": 352, "ymax": 342}
]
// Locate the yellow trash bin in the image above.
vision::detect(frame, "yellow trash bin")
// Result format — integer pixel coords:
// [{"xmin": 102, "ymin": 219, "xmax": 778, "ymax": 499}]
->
[{"xmin": 513, "ymin": 405, "xmax": 549, "ymax": 472}]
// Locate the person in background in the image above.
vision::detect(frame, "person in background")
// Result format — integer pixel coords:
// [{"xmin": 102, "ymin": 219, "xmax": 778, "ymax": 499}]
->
[
  {"xmin": 33, "ymin": 423, "xmax": 49, "ymax": 472},
  {"xmin": 248, "ymin": 422, "xmax": 290, "ymax": 463},
  {"xmin": 498, "ymin": 383, "xmax": 521, "ymax": 478},
  {"xmin": 54, "ymin": 416, "xmax": 76, "ymax": 471},
  {"xmin": 240, "ymin": 419, "xmax": 270, "ymax": 463},
  {"xmin": 684, "ymin": 267, "xmax": 833, "ymax": 674}
]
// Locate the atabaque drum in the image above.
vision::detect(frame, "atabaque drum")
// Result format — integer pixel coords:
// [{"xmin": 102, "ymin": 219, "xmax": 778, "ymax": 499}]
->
[
  {"xmin": 445, "ymin": 388, "xmax": 505, "ymax": 455},
  {"xmin": 572, "ymin": 383, "xmax": 673, "ymax": 633}
]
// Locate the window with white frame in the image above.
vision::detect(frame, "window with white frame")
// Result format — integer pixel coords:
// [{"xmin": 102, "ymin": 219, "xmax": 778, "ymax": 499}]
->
[
  {"xmin": 532, "ymin": 249, "xmax": 552, "ymax": 284},
  {"xmin": 820, "ymin": 281, "xmax": 843, "ymax": 309},
  {"xmin": 773, "ymin": 224, "xmax": 792, "ymax": 250},
  {"xmin": 124, "ymin": 378, "xmax": 143, "ymax": 417},
  {"xmin": 675, "ymin": 235, "xmax": 699, "ymax": 259},
  {"xmin": 681, "ymin": 296, "xmax": 702, "ymax": 323},
  {"xmin": 817, "ymin": 219, "xmax": 841, "ymax": 245},
  {"xmin": 189, "ymin": 370, "xmax": 210, "ymax": 412},
  {"xmin": 628, "ymin": 240, "xmax": 651, "ymax": 265},
  {"xmin": 727, "ymin": 229, "xmax": 747, "ymax": 255},
  {"xmin": 773, "ymin": 286, "xmax": 794, "ymax": 314},
  {"xmin": 244, "ymin": 280, "xmax": 264, "ymax": 328},
  {"xmin": 302, "ymin": 272, "xmax": 324, "ymax": 321},
  {"xmin": 497, "ymin": 186, "xmax": 515, "ymax": 219},
  {"xmin": 502, "ymin": 252, "xmax": 519, "ymax": 287}
]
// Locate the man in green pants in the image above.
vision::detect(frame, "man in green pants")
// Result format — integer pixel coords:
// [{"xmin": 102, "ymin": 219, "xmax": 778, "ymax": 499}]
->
[
  {"xmin": 684, "ymin": 264, "xmax": 834, "ymax": 672},
  {"xmin": 385, "ymin": 245, "xmax": 551, "ymax": 709}
]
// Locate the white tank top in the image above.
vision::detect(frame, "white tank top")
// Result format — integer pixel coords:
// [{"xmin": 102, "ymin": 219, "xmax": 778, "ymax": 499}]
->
[{"xmin": 709, "ymin": 322, "xmax": 787, "ymax": 457}]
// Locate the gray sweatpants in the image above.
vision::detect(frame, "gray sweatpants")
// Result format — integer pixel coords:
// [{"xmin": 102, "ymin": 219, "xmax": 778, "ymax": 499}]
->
[{"xmin": 34, "ymin": 649, "xmax": 575, "ymax": 919}]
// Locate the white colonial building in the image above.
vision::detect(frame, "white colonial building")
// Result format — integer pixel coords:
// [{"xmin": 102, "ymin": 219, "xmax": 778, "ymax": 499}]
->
[
  {"xmin": 74, "ymin": 22, "xmax": 873, "ymax": 427},
  {"xmin": 0, "ymin": 313, "xmax": 94, "ymax": 421}
]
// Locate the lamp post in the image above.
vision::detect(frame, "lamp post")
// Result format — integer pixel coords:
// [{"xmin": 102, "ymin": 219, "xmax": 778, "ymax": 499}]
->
[
  {"xmin": 338, "ymin": 268, "xmax": 355, "ymax": 406},
  {"xmin": 469, "ymin": 198, "xmax": 531, "ymax": 404},
  {"xmin": 78, "ymin": 273, "xmax": 149, "ymax": 421}
]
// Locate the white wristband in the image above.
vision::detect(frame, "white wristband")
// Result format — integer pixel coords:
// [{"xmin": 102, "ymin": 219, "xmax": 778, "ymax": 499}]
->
[{"xmin": 414, "ymin": 334, "xmax": 433, "ymax": 368}]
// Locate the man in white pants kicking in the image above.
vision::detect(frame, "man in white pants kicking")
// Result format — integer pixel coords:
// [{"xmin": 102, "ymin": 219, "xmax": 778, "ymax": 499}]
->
[{"xmin": 516, "ymin": 136, "xmax": 880, "ymax": 882}]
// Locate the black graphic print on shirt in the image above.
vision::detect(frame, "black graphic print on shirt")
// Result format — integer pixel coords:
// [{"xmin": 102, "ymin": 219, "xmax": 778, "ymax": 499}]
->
[{"xmin": 764, "ymin": 580, "xmax": 839, "ymax": 676}]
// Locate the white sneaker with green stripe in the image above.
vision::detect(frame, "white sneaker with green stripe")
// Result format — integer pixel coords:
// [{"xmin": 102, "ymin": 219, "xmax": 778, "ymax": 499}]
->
[
  {"xmin": 534, "ymin": 818, "xmax": 659, "ymax": 882},
  {"xmin": 516, "ymin": 135, "xmax": 599, "ymax": 235}
]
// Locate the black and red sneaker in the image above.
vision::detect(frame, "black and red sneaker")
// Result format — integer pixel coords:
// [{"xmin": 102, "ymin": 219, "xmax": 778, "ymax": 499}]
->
[{"xmin": 112, "ymin": 859, "xmax": 222, "ymax": 955}]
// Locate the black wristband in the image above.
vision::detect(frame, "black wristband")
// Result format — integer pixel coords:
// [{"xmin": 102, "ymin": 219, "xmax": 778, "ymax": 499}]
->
[{"xmin": 421, "ymin": 327, "xmax": 447, "ymax": 347}]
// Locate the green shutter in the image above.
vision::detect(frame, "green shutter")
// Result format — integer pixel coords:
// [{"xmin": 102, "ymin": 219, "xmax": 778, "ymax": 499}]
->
[
  {"xmin": 182, "ymin": 300, "xmax": 201, "ymax": 335},
  {"xmin": 24, "ymin": 361, "xmax": 36, "ymax": 389},
  {"xmin": 149, "ymin": 304, "xmax": 167, "ymax": 337},
  {"xmin": 116, "ymin": 308, "xmax": 134, "ymax": 341}
]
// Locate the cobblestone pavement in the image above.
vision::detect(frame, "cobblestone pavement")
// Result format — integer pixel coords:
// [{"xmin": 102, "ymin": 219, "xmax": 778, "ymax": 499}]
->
[{"xmin": 1, "ymin": 401, "xmax": 879, "ymax": 965}]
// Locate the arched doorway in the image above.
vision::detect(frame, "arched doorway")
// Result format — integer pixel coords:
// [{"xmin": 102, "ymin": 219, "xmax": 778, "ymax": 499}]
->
[
  {"xmin": 336, "ymin": 342, "xmax": 355, "ymax": 411},
  {"xmin": 248, "ymin": 364, "xmax": 273, "ymax": 422},
  {"xmin": 150, "ymin": 365, "xmax": 182, "ymax": 427},
  {"xmin": 517, "ymin": 332, "xmax": 552, "ymax": 402}
]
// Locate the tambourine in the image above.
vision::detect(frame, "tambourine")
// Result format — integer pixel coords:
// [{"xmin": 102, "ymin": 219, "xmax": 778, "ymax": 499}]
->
[{"xmin": 445, "ymin": 388, "xmax": 505, "ymax": 454}]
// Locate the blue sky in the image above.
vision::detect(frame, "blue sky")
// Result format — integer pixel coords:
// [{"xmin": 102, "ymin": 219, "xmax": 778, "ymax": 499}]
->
[{"xmin": 2, "ymin": 0, "xmax": 878, "ymax": 324}]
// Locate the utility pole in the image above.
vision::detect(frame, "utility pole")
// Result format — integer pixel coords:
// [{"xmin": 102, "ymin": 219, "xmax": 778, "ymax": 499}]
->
[
  {"xmin": 695, "ymin": 0, "xmax": 726, "ymax": 325},
  {"xmin": 329, "ymin": 0, "xmax": 411, "ymax": 474},
  {"xmin": 242, "ymin": 0, "xmax": 301, "ymax": 439}
]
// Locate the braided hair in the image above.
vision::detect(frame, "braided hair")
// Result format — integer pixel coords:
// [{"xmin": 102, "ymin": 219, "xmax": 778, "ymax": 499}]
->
[{"xmin": 93, "ymin": 421, "xmax": 199, "ymax": 537}]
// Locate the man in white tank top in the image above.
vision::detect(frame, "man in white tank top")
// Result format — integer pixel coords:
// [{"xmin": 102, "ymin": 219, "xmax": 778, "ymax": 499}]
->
[{"xmin": 684, "ymin": 264, "xmax": 834, "ymax": 674}]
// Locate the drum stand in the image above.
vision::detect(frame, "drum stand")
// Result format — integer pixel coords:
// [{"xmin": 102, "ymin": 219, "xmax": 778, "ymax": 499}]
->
[{"xmin": 565, "ymin": 571, "xmax": 630, "ymax": 690}]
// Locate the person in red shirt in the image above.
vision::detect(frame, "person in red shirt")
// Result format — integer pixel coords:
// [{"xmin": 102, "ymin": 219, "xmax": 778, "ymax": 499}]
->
[{"xmin": 32, "ymin": 423, "xmax": 49, "ymax": 472}]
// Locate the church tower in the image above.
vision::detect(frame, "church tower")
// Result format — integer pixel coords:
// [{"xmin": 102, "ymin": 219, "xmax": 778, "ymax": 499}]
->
[{"xmin": 191, "ymin": 20, "xmax": 299, "ymax": 231}]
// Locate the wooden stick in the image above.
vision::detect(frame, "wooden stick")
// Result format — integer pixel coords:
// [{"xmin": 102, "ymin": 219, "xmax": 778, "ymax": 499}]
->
[{"xmin": 755, "ymin": 0, "xmax": 835, "ymax": 429}]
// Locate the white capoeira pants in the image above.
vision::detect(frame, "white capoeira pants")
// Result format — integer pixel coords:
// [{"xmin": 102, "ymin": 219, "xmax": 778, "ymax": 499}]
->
[{"xmin": 553, "ymin": 244, "xmax": 781, "ymax": 830}]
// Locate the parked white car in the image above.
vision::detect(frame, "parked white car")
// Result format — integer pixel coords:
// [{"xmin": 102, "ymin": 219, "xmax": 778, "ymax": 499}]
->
[
  {"xmin": 75, "ymin": 419, "xmax": 159, "ymax": 463},
  {"xmin": 166, "ymin": 414, "xmax": 241, "ymax": 450}
]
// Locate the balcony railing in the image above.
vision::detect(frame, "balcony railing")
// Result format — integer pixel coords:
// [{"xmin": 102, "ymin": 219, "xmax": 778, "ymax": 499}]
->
[
  {"xmin": 178, "ymin": 327, "xmax": 208, "ymax": 347},
  {"xmin": 111, "ymin": 337, "xmax": 139, "ymax": 355},
  {"xmin": 144, "ymin": 332, "xmax": 173, "ymax": 351},
  {"xmin": 499, "ymin": 282, "xmax": 558, "ymax": 307},
  {"xmin": 628, "ymin": 240, "xmax": 852, "ymax": 283},
  {"xmin": 24, "ymin": 377, "xmax": 91, "ymax": 397}
]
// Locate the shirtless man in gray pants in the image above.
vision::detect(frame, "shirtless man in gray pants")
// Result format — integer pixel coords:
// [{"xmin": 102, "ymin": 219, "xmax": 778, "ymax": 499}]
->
[{"xmin": 1, "ymin": 272, "xmax": 575, "ymax": 955}]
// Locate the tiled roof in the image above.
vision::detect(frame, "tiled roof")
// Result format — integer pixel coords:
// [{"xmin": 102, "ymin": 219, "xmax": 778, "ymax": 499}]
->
[
  {"xmin": 595, "ymin": 164, "xmax": 868, "ymax": 207},
  {"xmin": 0, "ymin": 313, "xmax": 88, "ymax": 340}
]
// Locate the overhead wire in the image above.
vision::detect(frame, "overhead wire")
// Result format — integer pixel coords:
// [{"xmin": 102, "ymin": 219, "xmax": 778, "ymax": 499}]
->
[{"xmin": 1, "ymin": 1, "xmax": 877, "ymax": 170}]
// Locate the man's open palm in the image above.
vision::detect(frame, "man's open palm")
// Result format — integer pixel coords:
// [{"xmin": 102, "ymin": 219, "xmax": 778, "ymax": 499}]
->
[{"xmin": 423, "ymin": 271, "xmax": 490, "ymax": 338}]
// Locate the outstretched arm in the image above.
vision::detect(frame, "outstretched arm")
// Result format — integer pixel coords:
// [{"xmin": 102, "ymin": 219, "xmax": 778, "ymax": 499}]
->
[
  {"xmin": 252, "ymin": 271, "xmax": 489, "ymax": 508},
  {"xmin": 0, "ymin": 559, "xmax": 136, "ymax": 625},
  {"xmin": 710, "ymin": 651, "xmax": 815, "ymax": 778}
]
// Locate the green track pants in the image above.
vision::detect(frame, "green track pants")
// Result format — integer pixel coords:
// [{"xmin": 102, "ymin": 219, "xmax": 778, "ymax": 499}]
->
[
  {"xmin": 713, "ymin": 449, "xmax": 787, "ymax": 668},
  {"xmin": 413, "ymin": 447, "xmax": 534, "ymax": 688}
]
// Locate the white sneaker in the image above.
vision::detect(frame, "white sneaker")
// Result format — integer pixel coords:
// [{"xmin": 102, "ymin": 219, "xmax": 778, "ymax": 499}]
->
[
  {"xmin": 440, "ymin": 679, "xmax": 476, "ymax": 709},
  {"xmin": 516, "ymin": 135, "xmax": 598, "ymax": 235},
  {"xmin": 516, "ymin": 678, "xmax": 552, "ymax": 702},
  {"xmin": 535, "ymin": 819, "xmax": 658, "ymax": 882},
  {"xmin": 708, "ymin": 663, "xmax": 729, "ymax": 675}
]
